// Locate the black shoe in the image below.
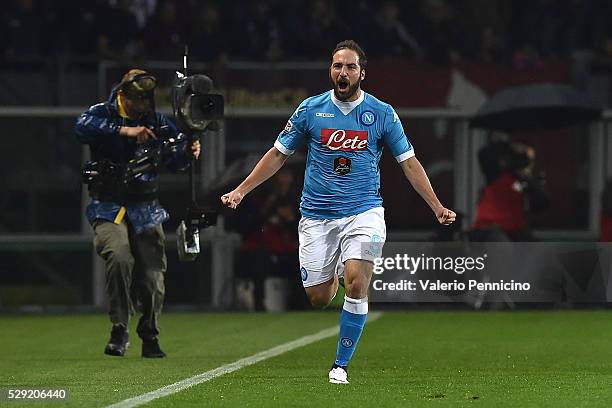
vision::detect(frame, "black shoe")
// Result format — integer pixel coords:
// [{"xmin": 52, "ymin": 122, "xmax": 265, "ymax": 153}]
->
[
  {"xmin": 104, "ymin": 324, "xmax": 129, "ymax": 356},
  {"xmin": 142, "ymin": 338, "xmax": 166, "ymax": 358}
]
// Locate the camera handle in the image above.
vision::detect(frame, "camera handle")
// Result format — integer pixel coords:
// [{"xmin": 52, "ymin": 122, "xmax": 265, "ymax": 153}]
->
[{"xmin": 176, "ymin": 46, "xmax": 218, "ymax": 261}]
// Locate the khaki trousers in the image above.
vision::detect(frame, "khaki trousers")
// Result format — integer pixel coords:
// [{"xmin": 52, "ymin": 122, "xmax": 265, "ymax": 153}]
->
[{"xmin": 93, "ymin": 219, "xmax": 166, "ymax": 340}]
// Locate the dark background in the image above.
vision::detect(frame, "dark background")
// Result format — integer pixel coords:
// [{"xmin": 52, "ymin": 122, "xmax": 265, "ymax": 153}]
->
[{"xmin": 1, "ymin": 0, "xmax": 611, "ymax": 310}]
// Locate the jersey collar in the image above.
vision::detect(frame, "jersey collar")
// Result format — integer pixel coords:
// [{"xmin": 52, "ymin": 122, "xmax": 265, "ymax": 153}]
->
[{"xmin": 330, "ymin": 89, "xmax": 365, "ymax": 116}]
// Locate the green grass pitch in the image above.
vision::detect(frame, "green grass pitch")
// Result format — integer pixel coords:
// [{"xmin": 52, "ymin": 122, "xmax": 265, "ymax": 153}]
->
[{"xmin": 1, "ymin": 310, "xmax": 611, "ymax": 407}]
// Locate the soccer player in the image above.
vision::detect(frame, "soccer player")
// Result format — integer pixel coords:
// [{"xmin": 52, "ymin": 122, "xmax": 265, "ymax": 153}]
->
[{"xmin": 221, "ymin": 40, "xmax": 455, "ymax": 384}]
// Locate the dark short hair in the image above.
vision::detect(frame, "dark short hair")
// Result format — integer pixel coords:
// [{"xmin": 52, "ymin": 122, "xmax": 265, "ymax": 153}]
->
[{"xmin": 332, "ymin": 40, "xmax": 367, "ymax": 69}]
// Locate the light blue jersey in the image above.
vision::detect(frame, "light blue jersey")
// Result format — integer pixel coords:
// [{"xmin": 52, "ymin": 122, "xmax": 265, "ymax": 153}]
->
[{"xmin": 275, "ymin": 90, "xmax": 414, "ymax": 219}]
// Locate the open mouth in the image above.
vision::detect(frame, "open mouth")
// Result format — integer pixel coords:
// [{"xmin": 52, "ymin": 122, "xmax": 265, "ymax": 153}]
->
[{"xmin": 337, "ymin": 79, "xmax": 349, "ymax": 91}]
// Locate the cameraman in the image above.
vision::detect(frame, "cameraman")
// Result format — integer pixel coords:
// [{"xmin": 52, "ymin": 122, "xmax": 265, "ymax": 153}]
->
[
  {"xmin": 75, "ymin": 69, "xmax": 200, "ymax": 358},
  {"xmin": 472, "ymin": 139, "xmax": 549, "ymax": 241}
]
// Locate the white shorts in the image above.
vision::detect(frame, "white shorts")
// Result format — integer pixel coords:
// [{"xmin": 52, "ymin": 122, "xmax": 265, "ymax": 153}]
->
[{"xmin": 298, "ymin": 207, "xmax": 386, "ymax": 288}]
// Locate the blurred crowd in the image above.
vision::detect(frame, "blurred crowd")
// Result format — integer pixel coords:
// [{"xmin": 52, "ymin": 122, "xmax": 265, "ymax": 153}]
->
[
  {"xmin": 224, "ymin": 167, "xmax": 305, "ymax": 310},
  {"xmin": 3, "ymin": 0, "xmax": 612, "ymax": 66}
]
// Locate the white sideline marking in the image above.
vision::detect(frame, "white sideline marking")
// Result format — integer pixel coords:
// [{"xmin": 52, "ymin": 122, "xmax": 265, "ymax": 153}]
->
[{"xmin": 106, "ymin": 312, "xmax": 382, "ymax": 408}]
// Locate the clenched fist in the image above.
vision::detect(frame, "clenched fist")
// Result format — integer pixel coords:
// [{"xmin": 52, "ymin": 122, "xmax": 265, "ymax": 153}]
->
[
  {"xmin": 435, "ymin": 207, "xmax": 456, "ymax": 226},
  {"xmin": 221, "ymin": 190, "xmax": 244, "ymax": 209}
]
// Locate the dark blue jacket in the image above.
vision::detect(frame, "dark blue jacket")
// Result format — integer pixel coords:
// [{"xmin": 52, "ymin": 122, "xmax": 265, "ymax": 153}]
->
[{"xmin": 75, "ymin": 87, "xmax": 191, "ymax": 233}]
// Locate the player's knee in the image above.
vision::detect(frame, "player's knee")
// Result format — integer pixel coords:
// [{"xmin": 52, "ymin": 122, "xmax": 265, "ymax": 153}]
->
[
  {"xmin": 307, "ymin": 292, "xmax": 333, "ymax": 308},
  {"xmin": 305, "ymin": 285, "xmax": 336, "ymax": 308},
  {"xmin": 345, "ymin": 277, "xmax": 369, "ymax": 299},
  {"xmin": 305, "ymin": 277, "xmax": 338, "ymax": 308}
]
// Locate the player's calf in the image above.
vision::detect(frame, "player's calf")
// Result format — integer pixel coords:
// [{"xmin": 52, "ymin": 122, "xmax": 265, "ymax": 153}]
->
[
  {"xmin": 343, "ymin": 274, "xmax": 370, "ymax": 300},
  {"xmin": 330, "ymin": 259, "xmax": 371, "ymax": 381}
]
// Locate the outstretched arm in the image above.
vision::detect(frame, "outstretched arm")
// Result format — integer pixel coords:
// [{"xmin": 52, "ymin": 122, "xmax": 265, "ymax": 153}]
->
[
  {"xmin": 400, "ymin": 156, "xmax": 456, "ymax": 225},
  {"xmin": 221, "ymin": 147, "xmax": 288, "ymax": 209}
]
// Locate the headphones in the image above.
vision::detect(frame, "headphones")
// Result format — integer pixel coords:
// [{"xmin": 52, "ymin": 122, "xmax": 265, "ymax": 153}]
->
[{"xmin": 120, "ymin": 72, "xmax": 157, "ymax": 100}]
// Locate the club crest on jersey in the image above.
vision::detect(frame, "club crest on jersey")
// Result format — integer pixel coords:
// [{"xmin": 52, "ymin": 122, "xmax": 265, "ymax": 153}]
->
[
  {"xmin": 321, "ymin": 129, "xmax": 368, "ymax": 151},
  {"xmin": 360, "ymin": 110, "xmax": 376, "ymax": 126}
]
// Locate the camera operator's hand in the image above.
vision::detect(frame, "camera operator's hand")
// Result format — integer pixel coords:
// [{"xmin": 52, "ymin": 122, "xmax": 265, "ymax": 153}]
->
[
  {"xmin": 120, "ymin": 126, "xmax": 157, "ymax": 144},
  {"xmin": 191, "ymin": 140, "xmax": 201, "ymax": 159}
]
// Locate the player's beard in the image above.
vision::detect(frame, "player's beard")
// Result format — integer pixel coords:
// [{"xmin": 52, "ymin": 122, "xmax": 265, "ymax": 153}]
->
[{"xmin": 333, "ymin": 77, "xmax": 361, "ymax": 102}]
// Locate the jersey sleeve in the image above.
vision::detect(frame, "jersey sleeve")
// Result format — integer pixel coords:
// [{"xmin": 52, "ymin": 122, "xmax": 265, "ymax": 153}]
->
[
  {"xmin": 383, "ymin": 105, "xmax": 415, "ymax": 162},
  {"xmin": 274, "ymin": 101, "xmax": 309, "ymax": 155}
]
